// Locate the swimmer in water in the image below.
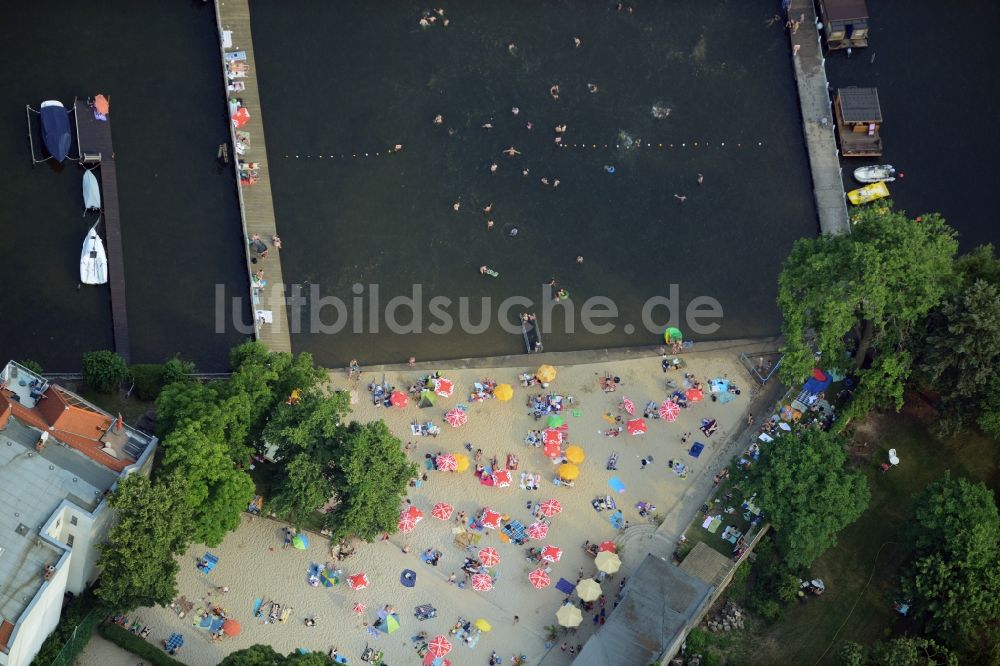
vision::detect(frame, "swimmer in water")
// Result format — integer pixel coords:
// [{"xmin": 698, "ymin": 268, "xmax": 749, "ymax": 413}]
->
[
  {"xmin": 574, "ymin": 36, "xmax": 582, "ymax": 48},
  {"xmin": 503, "ymin": 147, "xmax": 521, "ymax": 156},
  {"xmin": 509, "ymin": 227, "xmax": 519, "ymax": 237},
  {"xmin": 576, "ymin": 255, "xmax": 584, "ymax": 264},
  {"xmin": 480, "ymin": 266, "xmax": 488, "ymax": 275},
  {"xmin": 587, "ymin": 83, "xmax": 598, "ymax": 93},
  {"xmin": 554, "ymin": 137, "xmax": 562, "ymax": 144},
  {"xmin": 433, "ymin": 114, "xmax": 443, "ymax": 125},
  {"xmin": 526, "ymin": 121, "xmax": 533, "ymax": 130},
  {"xmin": 697, "ymin": 173, "xmax": 704, "ymax": 185},
  {"xmin": 541, "ymin": 177, "xmax": 550, "ymax": 186},
  {"xmin": 487, "ymin": 220, "xmax": 494, "ymax": 230},
  {"xmin": 553, "ymin": 179, "xmax": 560, "ymax": 188},
  {"xmin": 490, "ymin": 163, "xmax": 498, "ymax": 173},
  {"xmin": 483, "ymin": 203, "xmax": 493, "ymax": 214},
  {"xmin": 522, "ymin": 168, "xmax": 530, "ymax": 176},
  {"xmin": 550, "ymin": 84, "xmax": 560, "ymax": 100},
  {"xmin": 508, "ymin": 42, "xmax": 517, "ymax": 54},
  {"xmin": 555, "ymin": 124, "xmax": 567, "ymax": 133},
  {"xmin": 511, "ymin": 106, "xmax": 520, "ymax": 116},
  {"xmin": 419, "ymin": 17, "xmax": 430, "ymax": 27},
  {"xmin": 452, "ymin": 201, "xmax": 461, "ymax": 211},
  {"xmin": 482, "ymin": 122, "xmax": 493, "ymax": 130},
  {"xmin": 674, "ymin": 193, "xmax": 687, "ymax": 204}
]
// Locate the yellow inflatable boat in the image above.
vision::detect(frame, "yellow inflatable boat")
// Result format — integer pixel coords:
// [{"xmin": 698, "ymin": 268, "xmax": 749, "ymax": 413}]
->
[{"xmin": 847, "ymin": 181, "xmax": 890, "ymax": 205}]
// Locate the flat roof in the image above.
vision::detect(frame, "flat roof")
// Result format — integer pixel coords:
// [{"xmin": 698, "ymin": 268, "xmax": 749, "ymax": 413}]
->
[
  {"xmin": 824, "ymin": 0, "xmax": 869, "ymax": 22},
  {"xmin": 837, "ymin": 87, "xmax": 882, "ymax": 123},
  {"xmin": 0, "ymin": 417, "xmax": 114, "ymax": 623}
]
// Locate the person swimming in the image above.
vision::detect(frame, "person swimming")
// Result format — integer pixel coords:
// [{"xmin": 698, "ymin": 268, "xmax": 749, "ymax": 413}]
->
[
  {"xmin": 503, "ymin": 147, "xmax": 521, "ymax": 156},
  {"xmin": 587, "ymin": 83, "xmax": 598, "ymax": 93},
  {"xmin": 550, "ymin": 84, "xmax": 560, "ymax": 99},
  {"xmin": 483, "ymin": 203, "xmax": 493, "ymax": 214},
  {"xmin": 511, "ymin": 106, "xmax": 520, "ymax": 115},
  {"xmin": 433, "ymin": 114, "xmax": 443, "ymax": 125},
  {"xmin": 490, "ymin": 163, "xmax": 498, "ymax": 173}
]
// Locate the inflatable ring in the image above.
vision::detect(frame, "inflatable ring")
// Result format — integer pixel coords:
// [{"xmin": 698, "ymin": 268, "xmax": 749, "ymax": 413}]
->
[{"xmin": 605, "ymin": 165, "xmax": 616, "ymax": 174}]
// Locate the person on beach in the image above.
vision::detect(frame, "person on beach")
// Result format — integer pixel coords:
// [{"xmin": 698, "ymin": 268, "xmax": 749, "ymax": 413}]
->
[{"xmin": 272, "ymin": 234, "xmax": 282, "ymax": 249}]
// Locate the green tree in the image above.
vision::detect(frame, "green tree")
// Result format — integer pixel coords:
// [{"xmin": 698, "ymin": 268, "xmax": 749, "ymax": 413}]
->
[
  {"xmin": 269, "ymin": 454, "xmax": 331, "ymax": 527},
  {"xmin": 161, "ymin": 356, "xmax": 197, "ymax": 385},
  {"xmin": 219, "ymin": 645, "xmax": 329, "ymax": 665},
  {"xmin": 777, "ymin": 207, "xmax": 958, "ymax": 423},
  {"xmin": 95, "ymin": 474, "xmax": 191, "ymax": 611},
  {"xmin": 18, "ymin": 359, "xmax": 43, "ymax": 374},
  {"xmin": 837, "ymin": 637, "xmax": 957, "ymax": 666},
  {"xmin": 263, "ymin": 390, "xmax": 350, "ymax": 461},
  {"xmin": 82, "ymin": 350, "xmax": 130, "ymax": 393},
  {"xmin": 325, "ymin": 421, "xmax": 418, "ymax": 541},
  {"xmin": 747, "ymin": 428, "xmax": 870, "ymax": 568},
  {"xmin": 904, "ymin": 474, "xmax": 1000, "ymax": 643}
]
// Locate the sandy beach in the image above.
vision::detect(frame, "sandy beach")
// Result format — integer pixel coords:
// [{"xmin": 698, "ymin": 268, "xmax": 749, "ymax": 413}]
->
[{"xmin": 132, "ymin": 350, "xmax": 754, "ymax": 665}]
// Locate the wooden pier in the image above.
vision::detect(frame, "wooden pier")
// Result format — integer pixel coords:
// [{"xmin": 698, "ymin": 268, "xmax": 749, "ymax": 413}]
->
[
  {"xmin": 214, "ymin": 0, "xmax": 292, "ymax": 354},
  {"xmin": 74, "ymin": 99, "xmax": 131, "ymax": 362}
]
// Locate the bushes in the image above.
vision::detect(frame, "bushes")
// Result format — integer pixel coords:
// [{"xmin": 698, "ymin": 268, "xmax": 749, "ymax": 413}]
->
[
  {"xmin": 31, "ymin": 592, "xmax": 99, "ymax": 666},
  {"xmin": 83, "ymin": 350, "xmax": 129, "ymax": 393},
  {"xmin": 130, "ymin": 364, "xmax": 165, "ymax": 401},
  {"xmin": 741, "ymin": 538, "xmax": 800, "ymax": 622},
  {"xmin": 18, "ymin": 359, "xmax": 44, "ymax": 374},
  {"xmin": 97, "ymin": 622, "xmax": 186, "ymax": 666}
]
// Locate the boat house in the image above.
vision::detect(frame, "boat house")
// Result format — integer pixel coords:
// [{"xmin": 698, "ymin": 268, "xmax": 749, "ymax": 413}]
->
[
  {"xmin": 818, "ymin": 0, "xmax": 870, "ymax": 50},
  {"xmin": 834, "ymin": 87, "xmax": 883, "ymax": 157}
]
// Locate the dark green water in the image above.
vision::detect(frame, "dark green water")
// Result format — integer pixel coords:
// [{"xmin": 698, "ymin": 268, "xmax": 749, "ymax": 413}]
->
[
  {"xmin": 251, "ymin": 0, "xmax": 817, "ymax": 367},
  {"xmin": 0, "ymin": 1, "xmax": 249, "ymax": 372}
]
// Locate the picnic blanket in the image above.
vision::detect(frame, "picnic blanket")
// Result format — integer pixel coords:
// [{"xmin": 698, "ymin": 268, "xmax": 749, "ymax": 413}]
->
[
  {"xmin": 609, "ymin": 510, "xmax": 624, "ymax": 529},
  {"xmin": 707, "ymin": 516, "xmax": 722, "ymax": 533},
  {"xmin": 502, "ymin": 520, "xmax": 526, "ymax": 544},
  {"xmin": 555, "ymin": 578, "xmax": 576, "ymax": 595},
  {"xmin": 608, "ymin": 477, "xmax": 626, "ymax": 494},
  {"xmin": 200, "ymin": 553, "xmax": 219, "ymax": 574},
  {"xmin": 689, "ymin": 442, "xmax": 705, "ymax": 458}
]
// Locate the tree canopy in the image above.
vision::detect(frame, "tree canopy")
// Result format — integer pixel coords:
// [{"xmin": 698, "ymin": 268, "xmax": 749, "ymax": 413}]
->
[
  {"xmin": 838, "ymin": 637, "xmax": 957, "ymax": 666},
  {"xmin": 219, "ymin": 644, "xmax": 329, "ymax": 665},
  {"xmin": 746, "ymin": 428, "xmax": 870, "ymax": 569},
  {"xmin": 904, "ymin": 473, "xmax": 1000, "ymax": 642},
  {"xmin": 96, "ymin": 474, "xmax": 192, "ymax": 611},
  {"xmin": 82, "ymin": 350, "xmax": 130, "ymax": 393},
  {"xmin": 268, "ymin": 454, "xmax": 332, "ymax": 528},
  {"xmin": 777, "ymin": 206, "xmax": 958, "ymax": 423}
]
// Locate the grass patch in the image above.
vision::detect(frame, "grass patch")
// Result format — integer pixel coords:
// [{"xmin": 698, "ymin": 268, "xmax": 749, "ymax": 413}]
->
[
  {"xmin": 742, "ymin": 411, "xmax": 999, "ymax": 664},
  {"xmin": 97, "ymin": 622, "xmax": 186, "ymax": 666}
]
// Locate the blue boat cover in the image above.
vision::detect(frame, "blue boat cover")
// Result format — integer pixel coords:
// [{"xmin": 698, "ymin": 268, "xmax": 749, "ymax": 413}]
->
[{"xmin": 40, "ymin": 103, "xmax": 71, "ymax": 162}]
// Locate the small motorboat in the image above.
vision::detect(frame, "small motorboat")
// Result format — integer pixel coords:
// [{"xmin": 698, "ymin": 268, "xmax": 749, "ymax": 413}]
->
[
  {"xmin": 82, "ymin": 169, "xmax": 101, "ymax": 213},
  {"xmin": 847, "ymin": 181, "xmax": 890, "ymax": 205},
  {"xmin": 80, "ymin": 222, "xmax": 108, "ymax": 285},
  {"xmin": 40, "ymin": 100, "xmax": 72, "ymax": 163},
  {"xmin": 853, "ymin": 164, "xmax": 897, "ymax": 183}
]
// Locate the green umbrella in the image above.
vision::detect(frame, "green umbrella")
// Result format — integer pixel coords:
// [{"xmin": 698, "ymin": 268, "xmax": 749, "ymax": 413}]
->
[
  {"xmin": 291, "ymin": 534, "xmax": 309, "ymax": 550},
  {"xmin": 665, "ymin": 327, "xmax": 683, "ymax": 343},
  {"xmin": 547, "ymin": 414, "xmax": 564, "ymax": 428},
  {"xmin": 418, "ymin": 389, "xmax": 437, "ymax": 408}
]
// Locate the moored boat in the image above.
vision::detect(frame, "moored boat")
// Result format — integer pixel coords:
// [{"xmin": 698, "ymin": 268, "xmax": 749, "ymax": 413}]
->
[
  {"xmin": 40, "ymin": 100, "xmax": 72, "ymax": 163},
  {"xmin": 83, "ymin": 169, "xmax": 101, "ymax": 212},
  {"xmin": 80, "ymin": 222, "xmax": 108, "ymax": 285},
  {"xmin": 853, "ymin": 164, "xmax": 896, "ymax": 183},
  {"xmin": 847, "ymin": 181, "xmax": 890, "ymax": 205}
]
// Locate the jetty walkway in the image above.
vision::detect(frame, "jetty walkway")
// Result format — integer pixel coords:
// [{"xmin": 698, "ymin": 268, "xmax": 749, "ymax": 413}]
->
[
  {"xmin": 214, "ymin": 0, "xmax": 292, "ymax": 353},
  {"xmin": 788, "ymin": 0, "xmax": 851, "ymax": 235}
]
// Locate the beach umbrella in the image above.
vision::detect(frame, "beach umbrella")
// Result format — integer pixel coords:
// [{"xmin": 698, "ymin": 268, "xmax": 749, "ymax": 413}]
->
[
  {"xmin": 626, "ymin": 418, "xmax": 648, "ymax": 435},
  {"xmin": 481, "ymin": 509, "xmax": 503, "ymax": 529},
  {"xmin": 434, "ymin": 377, "xmax": 454, "ymax": 397},
  {"xmin": 232, "ymin": 106, "xmax": 250, "ymax": 128},
  {"xmin": 621, "ymin": 396, "xmax": 635, "ymax": 415},
  {"xmin": 478, "ymin": 547, "xmax": 501, "ymax": 567},
  {"xmin": 436, "ymin": 454, "xmax": 458, "ymax": 471},
  {"xmin": 543, "ymin": 428, "xmax": 562, "ymax": 446},
  {"xmin": 541, "ymin": 545, "xmax": 562, "ymax": 562},
  {"xmin": 321, "ymin": 566, "xmax": 339, "ymax": 587},
  {"xmin": 390, "ymin": 390, "xmax": 409, "ymax": 408},
  {"xmin": 665, "ymin": 327, "xmax": 683, "ymax": 343},
  {"xmin": 291, "ymin": 533, "xmax": 309, "ymax": 549},
  {"xmin": 556, "ymin": 604, "xmax": 583, "ymax": 627},
  {"xmin": 526, "ymin": 522, "xmax": 549, "ymax": 540},
  {"xmin": 352, "ymin": 602, "xmax": 366, "ymax": 615},
  {"xmin": 377, "ymin": 612, "xmax": 400, "ymax": 634},
  {"xmin": 539, "ymin": 499, "xmax": 562, "ymax": 518},
  {"xmin": 564, "ymin": 445, "xmax": 585, "ymax": 464},
  {"xmin": 547, "ymin": 413, "xmax": 564, "ymax": 428},
  {"xmin": 660, "ymin": 400, "xmax": 680, "ymax": 422},
  {"xmin": 418, "ymin": 389, "xmax": 437, "ymax": 408},
  {"xmin": 348, "ymin": 572, "xmax": 369, "ymax": 590},
  {"xmin": 595, "ymin": 551, "xmax": 621, "ymax": 574},
  {"xmin": 475, "ymin": 619, "xmax": 492, "ymax": 632},
  {"xmin": 686, "ymin": 387, "xmax": 704, "ymax": 402},
  {"xmin": 431, "ymin": 502, "xmax": 454, "ymax": 520},
  {"xmin": 222, "ymin": 619, "xmax": 241, "ymax": 636},
  {"xmin": 453, "ymin": 453, "xmax": 470, "ymax": 472},
  {"xmin": 598, "ymin": 540, "xmax": 617, "ymax": 553},
  {"xmin": 543, "ymin": 440, "xmax": 562, "ymax": 459},
  {"xmin": 472, "ymin": 573, "xmax": 494, "ymax": 592},
  {"xmin": 576, "ymin": 578, "xmax": 602, "ymax": 602},
  {"xmin": 536, "ymin": 365, "xmax": 557, "ymax": 383},
  {"xmin": 444, "ymin": 408, "xmax": 467, "ymax": 428},
  {"xmin": 557, "ymin": 463, "xmax": 580, "ymax": 481},
  {"xmin": 494, "ymin": 383, "xmax": 513, "ymax": 402},
  {"xmin": 398, "ymin": 505, "xmax": 424, "ymax": 532},
  {"xmin": 529, "ymin": 568, "xmax": 551, "ymax": 589},
  {"xmin": 428, "ymin": 635, "xmax": 453, "ymax": 658}
]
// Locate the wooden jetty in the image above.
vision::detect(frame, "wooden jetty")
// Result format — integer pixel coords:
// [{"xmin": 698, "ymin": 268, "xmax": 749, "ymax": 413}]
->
[
  {"xmin": 74, "ymin": 99, "xmax": 131, "ymax": 362},
  {"xmin": 214, "ymin": 0, "xmax": 292, "ymax": 354}
]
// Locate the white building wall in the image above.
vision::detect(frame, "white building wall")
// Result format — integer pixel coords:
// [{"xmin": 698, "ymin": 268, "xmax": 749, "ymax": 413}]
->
[{"xmin": 2, "ymin": 553, "xmax": 70, "ymax": 666}]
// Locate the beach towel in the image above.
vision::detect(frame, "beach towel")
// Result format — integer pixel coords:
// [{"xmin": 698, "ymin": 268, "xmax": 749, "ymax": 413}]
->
[
  {"xmin": 209, "ymin": 618, "xmax": 225, "ymax": 633},
  {"xmin": 198, "ymin": 615, "xmax": 212, "ymax": 628},
  {"xmin": 200, "ymin": 553, "xmax": 219, "ymax": 574},
  {"xmin": 609, "ymin": 510, "xmax": 624, "ymax": 529},
  {"xmin": 689, "ymin": 442, "xmax": 705, "ymax": 458},
  {"xmin": 252, "ymin": 599, "xmax": 263, "ymax": 615},
  {"xmin": 717, "ymin": 392, "xmax": 736, "ymax": 404},
  {"xmin": 608, "ymin": 476, "xmax": 626, "ymax": 494},
  {"xmin": 701, "ymin": 516, "xmax": 713, "ymax": 529},
  {"xmin": 555, "ymin": 577, "xmax": 575, "ymax": 595},
  {"xmin": 708, "ymin": 516, "xmax": 722, "ymax": 533}
]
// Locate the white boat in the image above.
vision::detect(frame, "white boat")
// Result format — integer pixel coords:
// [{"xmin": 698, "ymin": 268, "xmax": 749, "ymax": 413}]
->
[
  {"xmin": 82, "ymin": 169, "xmax": 101, "ymax": 213},
  {"xmin": 853, "ymin": 164, "xmax": 897, "ymax": 183},
  {"xmin": 80, "ymin": 222, "xmax": 108, "ymax": 285}
]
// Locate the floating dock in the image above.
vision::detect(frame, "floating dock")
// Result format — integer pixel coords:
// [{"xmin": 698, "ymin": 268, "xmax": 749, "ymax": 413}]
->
[
  {"xmin": 74, "ymin": 99, "xmax": 131, "ymax": 363},
  {"xmin": 788, "ymin": 0, "xmax": 851, "ymax": 235},
  {"xmin": 214, "ymin": 0, "xmax": 292, "ymax": 354}
]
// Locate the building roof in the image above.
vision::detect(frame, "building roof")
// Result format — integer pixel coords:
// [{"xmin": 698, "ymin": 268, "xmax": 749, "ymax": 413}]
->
[
  {"xmin": 823, "ymin": 0, "xmax": 869, "ymax": 22},
  {"xmin": 573, "ymin": 554, "xmax": 712, "ymax": 666},
  {"xmin": 837, "ymin": 87, "xmax": 882, "ymax": 123}
]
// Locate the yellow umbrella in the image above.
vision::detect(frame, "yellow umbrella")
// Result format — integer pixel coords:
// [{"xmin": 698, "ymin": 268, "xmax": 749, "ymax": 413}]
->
[
  {"xmin": 595, "ymin": 551, "xmax": 621, "ymax": 574},
  {"xmin": 453, "ymin": 453, "xmax": 470, "ymax": 472},
  {"xmin": 556, "ymin": 604, "xmax": 583, "ymax": 627},
  {"xmin": 475, "ymin": 618, "xmax": 492, "ymax": 632},
  {"xmin": 557, "ymin": 463, "xmax": 580, "ymax": 481},
  {"xmin": 536, "ymin": 364, "xmax": 557, "ymax": 383},
  {"xmin": 494, "ymin": 384, "xmax": 513, "ymax": 402},
  {"xmin": 564, "ymin": 445, "xmax": 585, "ymax": 464},
  {"xmin": 575, "ymin": 578, "xmax": 602, "ymax": 602}
]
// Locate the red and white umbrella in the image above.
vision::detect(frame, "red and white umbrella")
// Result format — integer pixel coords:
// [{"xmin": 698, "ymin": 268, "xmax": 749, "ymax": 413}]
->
[
  {"xmin": 686, "ymin": 387, "xmax": 704, "ymax": 402},
  {"xmin": 478, "ymin": 547, "xmax": 501, "ymax": 567},
  {"xmin": 529, "ymin": 568, "xmax": 551, "ymax": 589},
  {"xmin": 398, "ymin": 505, "xmax": 424, "ymax": 532},
  {"xmin": 598, "ymin": 540, "xmax": 618, "ymax": 553},
  {"xmin": 436, "ymin": 454, "xmax": 458, "ymax": 471},
  {"xmin": 428, "ymin": 635, "xmax": 453, "ymax": 658},
  {"xmin": 390, "ymin": 391, "xmax": 409, "ymax": 408},
  {"xmin": 493, "ymin": 469, "xmax": 512, "ymax": 487},
  {"xmin": 660, "ymin": 400, "xmax": 680, "ymax": 422},
  {"xmin": 471, "ymin": 573, "xmax": 494, "ymax": 591},
  {"xmin": 621, "ymin": 396, "xmax": 635, "ymax": 415},
  {"xmin": 526, "ymin": 522, "xmax": 549, "ymax": 540},
  {"xmin": 444, "ymin": 408, "xmax": 467, "ymax": 428},
  {"xmin": 543, "ymin": 440, "xmax": 562, "ymax": 459},
  {"xmin": 539, "ymin": 499, "xmax": 562, "ymax": 518},
  {"xmin": 352, "ymin": 602, "xmax": 366, "ymax": 615},
  {"xmin": 541, "ymin": 545, "xmax": 563, "ymax": 562},
  {"xmin": 431, "ymin": 502, "xmax": 454, "ymax": 520},
  {"xmin": 481, "ymin": 509, "xmax": 503, "ymax": 529},
  {"xmin": 435, "ymin": 378, "xmax": 454, "ymax": 397},
  {"xmin": 626, "ymin": 418, "xmax": 648, "ymax": 435},
  {"xmin": 348, "ymin": 573, "xmax": 369, "ymax": 590},
  {"xmin": 542, "ymin": 428, "xmax": 562, "ymax": 447}
]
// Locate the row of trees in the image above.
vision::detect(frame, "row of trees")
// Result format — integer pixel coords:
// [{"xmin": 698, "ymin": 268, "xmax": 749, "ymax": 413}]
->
[{"xmin": 96, "ymin": 341, "xmax": 415, "ymax": 612}]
